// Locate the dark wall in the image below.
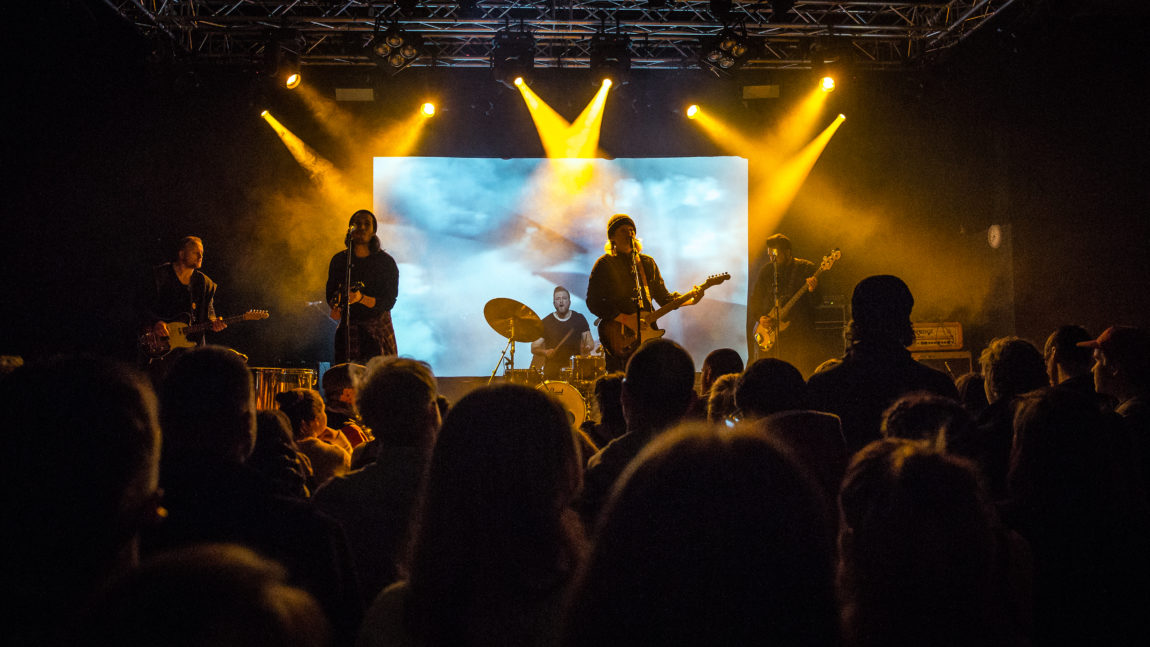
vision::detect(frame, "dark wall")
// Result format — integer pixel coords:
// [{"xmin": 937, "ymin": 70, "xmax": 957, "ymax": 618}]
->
[{"xmin": 3, "ymin": 2, "xmax": 1147, "ymax": 364}]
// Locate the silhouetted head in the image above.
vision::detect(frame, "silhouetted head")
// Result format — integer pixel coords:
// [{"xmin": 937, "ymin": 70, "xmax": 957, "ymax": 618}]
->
[
  {"xmin": 979, "ymin": 337, "xmax": 1048, "ymax": 403},
  {"xmin": 848, "ymin": 275, "xmax": 915, "ymax": 347},
  {"xmin": 82, "ymin": 543, "xmax": 329, "ymax": 647},
  {"xmin": 622, "ymin": 339, "xmax": 696, "ymax": 432},
  {"xmin": 160, "ymin": 346, "xmax": 256, "ymax": 464},
  {"xmin": 566, "ymin": 423, "xmax": 837, "ymax": 646},
  {"xmin": 735, "ymin": 358, "xmax": 807, "ymax": 420},
  {"xmin": 838, "ymin": 439, "xmax": 996, "ymax": 646},
  {"xmin": 356, "ymin": 355, "xmax": 439, "ymax": 449},
  {"xmin": 700, "ymin": 347, "xmax": 744, "ymax": 394}
]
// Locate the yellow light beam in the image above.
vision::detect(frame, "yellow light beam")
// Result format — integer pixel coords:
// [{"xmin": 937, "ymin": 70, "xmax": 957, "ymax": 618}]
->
[
  {"xmin": 516, "ymin": 81, "xmax": 575, "ymax": 158},
  {"xmin": 750, "ymin": 114, "xmax": 846, "ymax": 259},
  {"xmin": 566, "ymin": 80, "xmax": 611, "ymax": 158},
  {"xmin": 260, "ymin": 110, "xmax": 368, "ymax": 212}
]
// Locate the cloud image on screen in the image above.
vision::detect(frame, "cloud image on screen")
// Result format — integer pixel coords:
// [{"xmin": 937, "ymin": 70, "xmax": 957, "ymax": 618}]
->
[{"xmin": 372, "ymin": 157, "xmax": 748, "ymax": 377}]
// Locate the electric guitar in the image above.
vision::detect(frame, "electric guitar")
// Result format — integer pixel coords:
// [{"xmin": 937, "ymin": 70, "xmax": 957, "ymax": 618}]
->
[
  {"xmin": 597, "ymin": 273, "xmax": 730, "ymax": 359},
  {"xmin": 139, "ymin": 309, "xmax": 270, "ymax": 358},
  {"xmin": 754, "ymin": 249, "xmax": 840, "ymax": 352}
]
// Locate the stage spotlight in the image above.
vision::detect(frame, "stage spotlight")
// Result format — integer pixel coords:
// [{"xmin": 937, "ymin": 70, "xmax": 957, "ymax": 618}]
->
[
  {"xmin": 514, "ymin": 76, "xmax": 525, "ymax": 87},
  {"xmin": 421, "ymin": 102, "xmax": 436, "ymax": 117},
  {"xmin": 274, "ymin": 46, "xmax": 302, "ymax": 89},
  {"xmin": 820, "ymin": 76, "xmax": 836, "ymax": 92},
  {"xmin": 590, "ymin": 33, "xmax": 631, "ymax": 86},
  {"xmin": 260, "ymin": 109, "xmax": 269, "ymax": 117},
  {"xmin": 370, "ymin": 21, "xmax": 424, "ymax": 75},
  {"xmin": 602, "ymin": 78, "xmax": 613, "ymax": 89},
  {"xmin": 492, "ymin": 29, "xmax": 536, "ymax": 89},
  {"xmin": 687, "ymin": 104, "xmax": 700, "ymax": 119},
  {"xmin": 699, "ymin": 27, "xmax": 755, "ymax": 76}
]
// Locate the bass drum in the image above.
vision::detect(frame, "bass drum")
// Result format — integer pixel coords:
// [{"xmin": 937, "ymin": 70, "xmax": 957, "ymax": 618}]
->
[
  {"xmin": 537, "ymin": 381, "xmax": 587, "ymax": 428},
  {"xmin": 251, "ymin": 367, "xmax": 317, "ymax": 411}
]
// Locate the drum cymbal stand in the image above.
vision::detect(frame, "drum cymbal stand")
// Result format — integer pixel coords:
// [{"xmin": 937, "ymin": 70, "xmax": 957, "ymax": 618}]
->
[{"xmin": 487, "ymin": 319, "xmax": 518, "ymax": 385}]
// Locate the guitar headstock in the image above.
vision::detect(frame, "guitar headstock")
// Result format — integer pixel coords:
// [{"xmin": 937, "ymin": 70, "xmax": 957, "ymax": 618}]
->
[
  {"xmin": 820, "ymin": 249, "xmax": 842, "ymax": 271},
  {"xmin": 243, "ymin": 309, "xmax": 270, "ymax": 321},
  {"xmin": 701, "ymin": 272, "xmax": 731, "ymax": 289}
]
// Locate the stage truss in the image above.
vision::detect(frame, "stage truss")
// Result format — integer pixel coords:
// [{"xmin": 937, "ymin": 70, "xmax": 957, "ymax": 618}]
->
[{"xmin": 106, "ymin": 1, "xmax": 1020, "ymax": 72}]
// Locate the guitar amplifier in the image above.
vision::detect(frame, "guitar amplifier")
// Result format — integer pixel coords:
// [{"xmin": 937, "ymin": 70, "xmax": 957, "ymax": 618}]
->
[
  {"xmin": 911, "ymin": 350, "xmax": 973, "ymax": 380},
  {"xmin": 908, "ymin": 322, "xmax": 964, "ymax": 352}
]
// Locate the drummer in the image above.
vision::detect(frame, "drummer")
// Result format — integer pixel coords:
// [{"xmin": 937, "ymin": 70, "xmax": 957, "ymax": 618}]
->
[{"xmin": 531, "ymin": 286, "xmax": 595, "ymax": 380}]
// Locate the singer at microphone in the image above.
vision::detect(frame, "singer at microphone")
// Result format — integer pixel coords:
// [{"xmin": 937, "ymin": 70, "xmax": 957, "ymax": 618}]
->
[
  {"xmin": 325, "ymin": 209, "xmax": 400, "ymax": 363},
  {"xmin": 585, "ymin": 213, "xmax": 679, "ymax": 373}
]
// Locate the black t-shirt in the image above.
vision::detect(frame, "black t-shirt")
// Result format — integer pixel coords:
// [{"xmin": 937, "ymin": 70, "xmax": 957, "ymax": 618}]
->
[{"xmin": 541, "ymin": 312, "xmax": 590, "ymax": 379}]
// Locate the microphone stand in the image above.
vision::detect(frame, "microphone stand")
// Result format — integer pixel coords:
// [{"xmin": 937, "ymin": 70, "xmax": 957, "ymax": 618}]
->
[
  {"xmin": 629, "ymin": 236, "xmax": 645, "ymax": 349},
  {"xmin": 343, "ymin": 228, "xmax": 353, "ymax": 363},
  {"xmin": 770, "ymin": 251, "xmax": 781, "ymax": 359}
]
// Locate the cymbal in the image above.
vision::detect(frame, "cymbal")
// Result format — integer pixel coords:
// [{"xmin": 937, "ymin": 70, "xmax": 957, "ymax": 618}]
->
[{"xmin": 484, "ymin": 298, "xmax": 543, "ymax": 342}]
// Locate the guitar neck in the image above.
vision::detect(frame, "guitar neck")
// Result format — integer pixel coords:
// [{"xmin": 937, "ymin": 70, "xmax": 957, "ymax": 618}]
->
[
  {"xmin": 776, "ymin": 264, "xmax": 829, "ymax": 320},
  {"xmin": 182, "ymin": 313, "xmax": 249, "ymax": 335},
  {"xmin": 648, "ymin": 285, "xmax": 709, "ymax": 324}
]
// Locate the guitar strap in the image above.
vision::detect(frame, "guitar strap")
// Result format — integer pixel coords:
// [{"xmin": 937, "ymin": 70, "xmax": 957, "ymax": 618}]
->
[{"xmin": 634, "ymin": 255, "xmax": 652, "ymax": 308}]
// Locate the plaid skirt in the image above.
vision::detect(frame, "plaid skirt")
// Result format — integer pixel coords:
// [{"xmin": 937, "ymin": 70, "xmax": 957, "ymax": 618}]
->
[{"xmin": 335, "ymin": 310, "xmax": 396, "ymax": 364}]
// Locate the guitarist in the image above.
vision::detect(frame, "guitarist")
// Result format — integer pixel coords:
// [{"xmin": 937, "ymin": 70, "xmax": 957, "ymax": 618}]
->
[
  {"xmin": 136, "ymin": 236, "xmax": 226, "ymax": 359},
  {"xmin": 587, "ymin": 214, "xmax": 697, "ymax": 372},
  {"xmin": 749, "ymin": 234, "xmax": 820, "ymax": 374}
]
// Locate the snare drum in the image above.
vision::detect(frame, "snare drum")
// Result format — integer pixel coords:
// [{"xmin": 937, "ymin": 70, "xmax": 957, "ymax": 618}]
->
[
  {"xmin": 504, "ymin": 368, "xmax": 542, "ymax": 387},
  {"xmin": 251, "ymin": 367, "xmax": 318, "ymax": 411},
  {"xmin": 570, "ymin": 355, "xmax": 606, "ymax": 382},
  {"xmin": 537, "ymin": 381, "xmax": 587, "ymax": 428}
]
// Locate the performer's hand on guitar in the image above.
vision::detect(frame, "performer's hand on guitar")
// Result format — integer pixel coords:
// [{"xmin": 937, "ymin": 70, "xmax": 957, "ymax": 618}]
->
[
  {"xmin": 806, "ymin": 276, "xmax": 818, "ymax": 292},
  {"xmin": 210, "ymin": 318, "xmax": 227, "ymax": 333},
  {"xmin": 152, "ymin": 321, "xmax": 170, "ymax": 338}
]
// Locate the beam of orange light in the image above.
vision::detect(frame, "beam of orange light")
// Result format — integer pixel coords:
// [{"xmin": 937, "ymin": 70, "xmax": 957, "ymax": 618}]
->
[
  {"xmin": 749, "ymin": 114, "xmax": 846, "ymax": 259},
  {"xmin": 517, "ymin": 81, "xmax": 575, "ymax": 158},
  {"xmin": 691, "ymin": 108, "xmax": 759, "ymax": 158},
  {"xmin": 260, "ymin": 110, "xmax": 368, "ymax": 212},
  {"xmin": 567, "ymin": 80, "xmax": 611, "ymax": 158},
  {"xmin": 370, "ymin": 110, "xmax": 430, "ymax": 158}
]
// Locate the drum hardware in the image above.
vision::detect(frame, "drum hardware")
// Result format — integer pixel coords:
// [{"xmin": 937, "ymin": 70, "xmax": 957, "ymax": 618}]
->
[
  {"xmin": 504, "ymin": 367, "xmax": 543, "ymax": 387},
  {"xmin": 251, "ymin": 367, "xmax": 318, "ymax": 411},
  {"xmin": 570, "ymin": 354, "xmax": 606, "ymax": 382},
  {"xmin": 483, "ymin": 298, "xmax": 545, "ymax": 385},
  {"xmin": 537, "ymin": 380, "xmax": 587, "ymax": 428}
]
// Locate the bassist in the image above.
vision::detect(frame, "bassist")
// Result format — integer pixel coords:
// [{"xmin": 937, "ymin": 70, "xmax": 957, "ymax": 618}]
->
[
  {"xmin": 587, "ymin": 214, "xmax": 697, "ymax": 372},
  {"xmin": 136, "ymin": 236, "xmax": 226, "ymax": 358},
  {"xmin": 750, "ymin": 234, "xmax": 820, "ymax": 374}
]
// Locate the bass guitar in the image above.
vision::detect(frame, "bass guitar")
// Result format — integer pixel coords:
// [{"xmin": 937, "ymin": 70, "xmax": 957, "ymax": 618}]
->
[
  {"xmin": 754, "ymin": 249, "xmax": 840, "ymax": 352},
  {"xmin": 139, "ymin": 309, "xmax": 270, "ymax": 358},
  {"xmin": 597, "ymin": 273, "xmax": 730, "ymax": 360}
]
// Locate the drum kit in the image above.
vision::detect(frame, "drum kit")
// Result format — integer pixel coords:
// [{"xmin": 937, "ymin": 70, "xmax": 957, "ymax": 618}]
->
[{"xmin": 484, "ymin": 297, "xmax": 606, "ymax": 427}]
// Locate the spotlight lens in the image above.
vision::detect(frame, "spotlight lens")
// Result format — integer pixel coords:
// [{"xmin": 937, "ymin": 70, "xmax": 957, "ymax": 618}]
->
[
  {"xmin": 385, "ymin": 33, "xmax": 404, "ymax": 48},
  {"xmin": 421, "ymin": 102, "xmax": 436, "ymax": 117},
  {"xmin": 686, "ymin": 104, "xmax": 699, "ymax": 119},
  {"xmin": 720, "ymin": 38, "xmax": 737, "ymax": 51},
  {"xmin": 820, "ymin": 76, "xmax": 836, "ymax": 92},
  {"xmin": 285, "ymin": 73, "xmax": 301, "ymax": 89},
  {"xmin": 260, "ymin": 109, "xmax": 269, "ymax": 117},
  {"xmin": 705, "ymin": 50, "xmax": 722, "ymax": 62},
  {"xmin": 374, "ymin": 43, "xmax": 391, "ymax": 57},
  {"xmin": 730, "ymin": 43, "xmax": 748, "ymax": 57},
  {"xmin": 513, "ymin": 77, "xmax": 525, "ymax": 86},
  {"xmin": 401, "ymin": 44, "xmax": 418, "ymax": 59},
  {"xmin": 602, "ymin": 78, "xmax": 613, "ymax": 88},
  {"xmin": 718, "ymin": 57, "xmax": 735, "ymax": 69},
  {"xmin": 389, "ymin": 52, "xmax": 406, "ymax": 68}
]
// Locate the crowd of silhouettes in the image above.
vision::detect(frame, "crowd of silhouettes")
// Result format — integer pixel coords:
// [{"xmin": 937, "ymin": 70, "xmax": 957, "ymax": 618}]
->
[{"xmin": 4, "ymin": 272, "xmax": 1149, "ymax": 646}]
